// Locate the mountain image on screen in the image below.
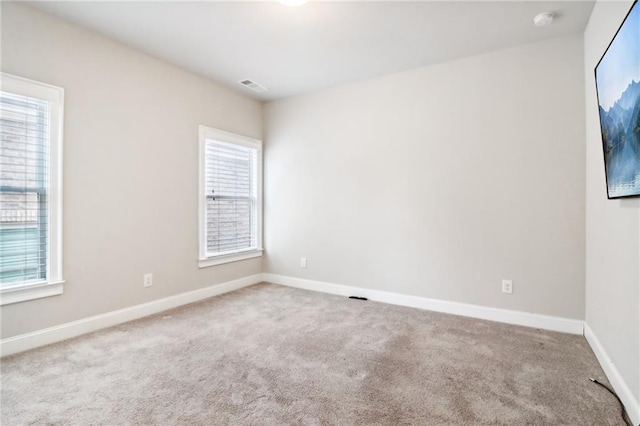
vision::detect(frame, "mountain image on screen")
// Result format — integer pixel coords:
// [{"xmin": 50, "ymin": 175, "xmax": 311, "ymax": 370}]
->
[
  {"xmin": 595, "ymin": 1, "xmax": 640, "ymax": 198},
  {"xmin": 599, "ymin": 80, "xmax": 640, "ymax": 197}
]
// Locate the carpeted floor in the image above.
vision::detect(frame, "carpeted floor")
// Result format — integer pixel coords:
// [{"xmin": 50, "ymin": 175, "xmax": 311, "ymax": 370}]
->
[{"xmin": 1, "ymin": 283, "xmax": 625, "ymax": 425}]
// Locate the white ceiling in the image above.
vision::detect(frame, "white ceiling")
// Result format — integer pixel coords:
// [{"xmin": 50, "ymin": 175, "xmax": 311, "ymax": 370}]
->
[{"xmin": 29, "ymin": 1, "xmax": 595, "ymax": 101}]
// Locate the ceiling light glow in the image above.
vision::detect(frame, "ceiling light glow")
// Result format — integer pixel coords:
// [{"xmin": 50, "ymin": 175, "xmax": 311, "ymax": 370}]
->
[{"xmin": 279, "ymin": 0, "xmax": 308, "ymax": 7}]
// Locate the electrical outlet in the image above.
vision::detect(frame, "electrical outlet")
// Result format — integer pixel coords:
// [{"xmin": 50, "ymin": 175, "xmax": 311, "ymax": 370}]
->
[
  {"xmin": 300, "ymin": 257, "xmax": 307, "ymax": 268},
  {"xmin": 143, "ymin": 273, "xmax": 153, "ymax": 287},
  {"xmin": 502, "ymin": 279, "xmax": 513, "ymax": 294}
]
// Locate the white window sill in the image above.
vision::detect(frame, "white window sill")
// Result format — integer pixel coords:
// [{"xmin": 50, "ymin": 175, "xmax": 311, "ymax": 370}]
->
[
  {"xmin": 0, "ymin": 281, "xmax": 65, "ymax": 306},
  {"xmin": 199, "ymin": 249, "xmax": 263, "ymax": 268}
]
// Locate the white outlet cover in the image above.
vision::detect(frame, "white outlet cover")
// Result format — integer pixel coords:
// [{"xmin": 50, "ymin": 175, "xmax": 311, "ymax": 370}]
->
[
  {"xmin": 300, "ymin": 258, "xmax": 307, "ymax": 268},
  {"xmin": 502, "ymin": 279, "xmax": 513, "ymax": 294},
  {"xmin": 143, "ymin": 273, "xmax": 153, "ymax": 287}
]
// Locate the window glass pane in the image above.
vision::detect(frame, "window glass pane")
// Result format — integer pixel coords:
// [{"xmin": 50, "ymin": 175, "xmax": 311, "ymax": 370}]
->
[
  {"xmin": 206, "ymin": 198, "xmax": 253, "ymax": 254},
  {"xmin": 205, "ymin": 143, "xmax": 253, "ymax": 197},
  {"xmin": 205, "ymin": 139, "xmax": 257, "ymax": 257},
  {"xmin": 0, "ymin": 92, "xmax": 50, "ymax": 286}
]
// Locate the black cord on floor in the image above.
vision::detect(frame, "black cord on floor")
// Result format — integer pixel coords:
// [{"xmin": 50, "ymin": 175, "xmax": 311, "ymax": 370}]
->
[
  {"xmin": 590, "ymin": 378, "xmax": 633, "ymax": 426},
  {"xmin": 348, "ymin": 296, "xmax": 368, "ymax": 301}
]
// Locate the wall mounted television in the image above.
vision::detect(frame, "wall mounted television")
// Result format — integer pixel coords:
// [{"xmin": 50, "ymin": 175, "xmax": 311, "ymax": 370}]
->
[{"xmin": 595, "ymin": 0, "xmax": 640, "ymax": 199}]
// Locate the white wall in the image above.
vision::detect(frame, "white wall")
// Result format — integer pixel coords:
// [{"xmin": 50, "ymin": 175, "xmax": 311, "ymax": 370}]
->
[
  {"xmin": 584, "ymin": 0, "xmax": 640, "ymax": 409},
  {"xmin": 264, "ymin": 35, "xmax": 586, "ymax": 320},
  {"xmin": 0, "ymin": 3, "xmax": 262, "ymax": 338}
]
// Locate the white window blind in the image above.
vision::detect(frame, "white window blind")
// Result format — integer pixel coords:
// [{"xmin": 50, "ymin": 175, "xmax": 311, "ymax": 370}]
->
[
  {"xmin": 0, "ymin": 92, "xmax": 50, "ymax": 285},
  {"xmin": 199, "ymin": 126, "xmax": 262, "ymax": 266},
  {"xmin": 0, "ymin": 73, "xmax": 63, "ymax": 305}
]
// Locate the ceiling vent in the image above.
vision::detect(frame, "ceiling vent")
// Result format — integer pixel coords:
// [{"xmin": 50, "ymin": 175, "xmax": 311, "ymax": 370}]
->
[{"xmin": 239, "ymin": 79, "xmax": 268, "ymax": 93}]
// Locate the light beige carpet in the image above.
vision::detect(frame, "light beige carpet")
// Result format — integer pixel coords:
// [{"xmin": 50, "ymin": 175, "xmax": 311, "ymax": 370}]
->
[{"xmin": 1, "ymin": 283, "xmax": 625, "ymax": 425}]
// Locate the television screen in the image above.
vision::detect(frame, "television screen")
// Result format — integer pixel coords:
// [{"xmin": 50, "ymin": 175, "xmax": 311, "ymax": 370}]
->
[{"xmin": 595, "ymin": 0, "xmax": 640, "ymax": 199}]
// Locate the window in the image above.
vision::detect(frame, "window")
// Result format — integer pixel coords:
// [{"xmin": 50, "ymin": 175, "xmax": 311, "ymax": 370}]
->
[
  {"xmin": 198, "ymin": 126, "xmax": 262, "ymax": 267},
  {"xmin": 0, "ymin": 73, "xmax": 64, "ymax": 305}
]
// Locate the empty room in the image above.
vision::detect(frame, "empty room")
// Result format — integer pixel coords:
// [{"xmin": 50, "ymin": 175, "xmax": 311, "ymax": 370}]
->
[{"xmin": 0, "ymin": 0, "xmax": 638, "ymax": 424}]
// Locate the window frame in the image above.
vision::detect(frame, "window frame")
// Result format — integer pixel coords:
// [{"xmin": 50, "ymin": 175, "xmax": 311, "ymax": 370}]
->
[
  {"xmin": 0, "ymin": 73, "xmax": 64, "ymax": 305},
  {"xmin": 198, "ymin": 125, "xmax": 263, "ymax": 268}
]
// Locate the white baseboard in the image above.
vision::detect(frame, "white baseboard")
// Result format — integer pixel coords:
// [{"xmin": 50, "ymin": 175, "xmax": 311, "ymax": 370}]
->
[
  {"xmin": 584, "ymin": 324, "xmax": 640, "ymax": 426},
  {"xmin": 262, "ymin": 273, "xmax": 584, "ymax": 335},
  {"xmin": 0, "ymin": 274, "xmax": 263, "ymax": 357}
]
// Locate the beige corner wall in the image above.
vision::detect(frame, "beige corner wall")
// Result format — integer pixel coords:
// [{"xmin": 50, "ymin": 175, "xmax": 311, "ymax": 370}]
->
[
  {"xmin": 584, "ymin": 0, "xmax": 640, "ymax": 404},
  {"xmin": 263, "ymin": 35, "xmax": 586, "ymax": 320},
  {"xmin": 1, "ymin": 3, "xmax": 591, "ymax": 343},
  {"xmin": 0, "ymin": 3, "xmax": 262, "ymax": 338}
]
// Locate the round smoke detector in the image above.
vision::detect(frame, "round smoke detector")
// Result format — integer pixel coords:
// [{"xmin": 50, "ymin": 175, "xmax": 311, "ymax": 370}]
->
[{"xmin": 533, "ymin": 12, "xmax": 555, "ymax": 27}]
